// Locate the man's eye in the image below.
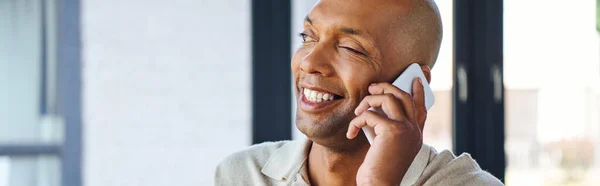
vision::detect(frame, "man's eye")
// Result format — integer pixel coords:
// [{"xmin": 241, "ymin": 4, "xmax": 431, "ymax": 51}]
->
[
  {"xmin": 299, "ymin": 33, "xmax": 316, "ymax": 43},
  {"xmin": 340, "ymin": 46, "xmax": 366, "ymax": 56}
]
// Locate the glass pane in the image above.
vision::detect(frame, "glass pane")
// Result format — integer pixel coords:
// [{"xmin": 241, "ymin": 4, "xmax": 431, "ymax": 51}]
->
[
  {"xmin": 504, "ymin": 0, "xmax": 600, "ymax": 185},
  {"xmin": 0, "ymin": 0, "xmax": 63, "ymax": 143},
  {"xmin": 0, "ymin": 156, "xmax": 60, "ymax": 186}
]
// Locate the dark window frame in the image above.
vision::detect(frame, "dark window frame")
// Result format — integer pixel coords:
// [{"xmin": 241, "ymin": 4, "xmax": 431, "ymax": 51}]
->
[
  {"xmin": 251, "ymin": 0, "xmax": 293, "ymax": 144},
  {"xmin": 56, "ymin": 0, "xmax": 83, "ymax": 185},
  {"xmin": 453, "ymin": 0, "xmax": 506, "ymax": 182}
]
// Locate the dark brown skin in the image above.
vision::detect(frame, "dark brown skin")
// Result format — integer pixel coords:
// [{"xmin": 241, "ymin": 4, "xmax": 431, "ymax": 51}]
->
[{"xmin": 292, "ymin": 0, "xmax": 442, "ymax": 185}]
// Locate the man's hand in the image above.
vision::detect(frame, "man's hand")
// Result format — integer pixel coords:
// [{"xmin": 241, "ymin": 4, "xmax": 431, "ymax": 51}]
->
[{"xmin": 346, "ymin": 78, "xmax": 427, "ymax": 186}]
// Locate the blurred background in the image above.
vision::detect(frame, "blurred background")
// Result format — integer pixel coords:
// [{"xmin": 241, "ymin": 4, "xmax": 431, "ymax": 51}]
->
[{"xmin": 0, "ymin": 0, "xmax": 599, "ymax": 186}]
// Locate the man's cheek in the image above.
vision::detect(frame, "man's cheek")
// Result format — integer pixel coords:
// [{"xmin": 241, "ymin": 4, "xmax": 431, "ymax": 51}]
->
[
  {"xmin": 290, "ymin": 53, "xmax": 302, "ymax": 68},
  {"xmin": 347, "ymin": 80, "xmax": 372, "ymax": 98}
]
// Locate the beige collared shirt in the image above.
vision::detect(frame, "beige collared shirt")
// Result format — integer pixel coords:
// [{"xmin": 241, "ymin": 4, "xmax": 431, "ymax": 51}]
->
[{"xmin": 214, "ymin": 139, "xmax": 503, "ymax": 186}]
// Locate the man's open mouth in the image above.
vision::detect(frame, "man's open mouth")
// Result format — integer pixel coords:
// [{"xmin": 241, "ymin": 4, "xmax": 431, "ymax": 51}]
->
[{"xmin": 302, "ymin": 88, "xmax": 343, "ymax": 103}]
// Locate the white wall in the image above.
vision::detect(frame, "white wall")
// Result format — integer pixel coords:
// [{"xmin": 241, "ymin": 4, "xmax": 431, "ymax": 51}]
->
[{"xmin": 82, "ymin": 0, "xmax": 251, "ymax": 185}]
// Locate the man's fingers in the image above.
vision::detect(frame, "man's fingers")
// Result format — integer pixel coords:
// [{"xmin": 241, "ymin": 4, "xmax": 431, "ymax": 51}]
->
[
  {"xmin": 354, "ymin": 94, "xmax": 405, "ymax": 121},
  {"xmin": 347, "ymin": 110, "xmax": 397, "ymax": 139},
  {"xmin": 365, "ymin": 82, "xmax": 416, "ymax": 121},
  {"xmin": 412, "ymin": 78, "xmax": 427, "ymax": 131}
]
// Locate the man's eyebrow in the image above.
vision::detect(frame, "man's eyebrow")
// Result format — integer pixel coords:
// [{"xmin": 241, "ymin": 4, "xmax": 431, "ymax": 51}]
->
[
  {"xmin": 340, "ymin": 27, "xmax": 362, "ymax": 36},
  {"xmin": 304, "ymin": 16, "xmax": 313, "ymax": 25},
  {"xmin": 304, "ymin": 16, "xmax": 363, "ymax": 37}
]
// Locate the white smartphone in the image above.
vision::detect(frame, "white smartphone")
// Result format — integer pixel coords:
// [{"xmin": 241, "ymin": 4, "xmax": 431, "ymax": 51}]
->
[{"xmin": 363, "ymin": 63, "xmax": 435, "ymax": 144}]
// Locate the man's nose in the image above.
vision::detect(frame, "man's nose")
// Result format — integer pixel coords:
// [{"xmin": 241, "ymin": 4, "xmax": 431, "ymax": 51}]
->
[{"xmin": 300, "ymin": 44, "xmax": 335, "ymax": 76}]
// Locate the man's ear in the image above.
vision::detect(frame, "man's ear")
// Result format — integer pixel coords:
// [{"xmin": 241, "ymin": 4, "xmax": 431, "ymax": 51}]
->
[{"xmin": 420, "ymin": 65, "xmax": 432, "ymax": 83}]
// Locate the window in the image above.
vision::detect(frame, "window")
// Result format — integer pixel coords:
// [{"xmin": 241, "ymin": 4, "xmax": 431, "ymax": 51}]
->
[
  {"xmin": 0, "ymin": 156, "xmax": 60, "ymax": 186},
  {"xmin": 0, "ymin": 0, "xmax": 81, "ymax": 185},
  {"xmin": 504, "ymin": 0, "xmax": 600, "ymax": 185}
]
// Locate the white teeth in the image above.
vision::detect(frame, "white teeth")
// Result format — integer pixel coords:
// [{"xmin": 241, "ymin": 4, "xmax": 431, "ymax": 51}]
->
[
  {"xmin": 322, "ymin": 93, "xmax": 329, "ymax": 101},
  {"xmin": 303, "ymin": 88, "xmax": 337, "ymax": 102}
]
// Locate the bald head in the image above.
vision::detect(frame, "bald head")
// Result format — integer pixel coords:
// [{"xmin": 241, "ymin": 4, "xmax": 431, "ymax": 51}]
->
[{"xmin": 398, "ymin": 0, "xmax": 443, "ymax": 68}]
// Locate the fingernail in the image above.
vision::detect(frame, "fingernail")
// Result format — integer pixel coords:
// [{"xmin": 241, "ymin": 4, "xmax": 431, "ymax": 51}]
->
[
  {"xmin": 417, "ymin": 78, "xmax": 422, "ymax": 84},
  {"xmin": 369, "ymin": 83, "xmax": 377, "ymax": 86}
]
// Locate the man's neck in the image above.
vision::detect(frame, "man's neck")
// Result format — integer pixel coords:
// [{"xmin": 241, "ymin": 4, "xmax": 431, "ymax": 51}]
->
[{"xmin": 307, "ymin": 139, "xmax": 370, "ymax": 186}]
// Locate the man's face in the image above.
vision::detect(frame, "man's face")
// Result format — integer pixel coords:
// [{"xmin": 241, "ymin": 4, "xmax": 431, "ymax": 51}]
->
[{"xmin": 292, "ymin": 0, "xmax": 412, "ymax": 148}]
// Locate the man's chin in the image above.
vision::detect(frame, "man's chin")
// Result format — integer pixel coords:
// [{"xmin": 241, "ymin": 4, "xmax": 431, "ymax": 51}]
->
[
  {"xmin": 295, "ymin": 111, "xmax": 344, "ymax": 137},
  {"xmin": 295, "ymin": 113, "xmax": 368, "ymax": 151}
]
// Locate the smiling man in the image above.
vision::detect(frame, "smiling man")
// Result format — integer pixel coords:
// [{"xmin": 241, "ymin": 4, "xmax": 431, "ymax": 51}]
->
[{"xmin": 214, "ymin": 0, "xmax": 503, "ymax": 185}]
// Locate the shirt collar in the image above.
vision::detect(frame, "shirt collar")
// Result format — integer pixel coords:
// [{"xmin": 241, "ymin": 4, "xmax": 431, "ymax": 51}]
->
[
  {"xmin": 261, "ymin": 139, "xmax": 311, "ymax": 181},
  {"xmin": 261, "ymin": 138, "xmax": 431, "ymax": 185},
  {"xmin": 400, "ymin": 143, "xmax": 432, "ymax": 186}
]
